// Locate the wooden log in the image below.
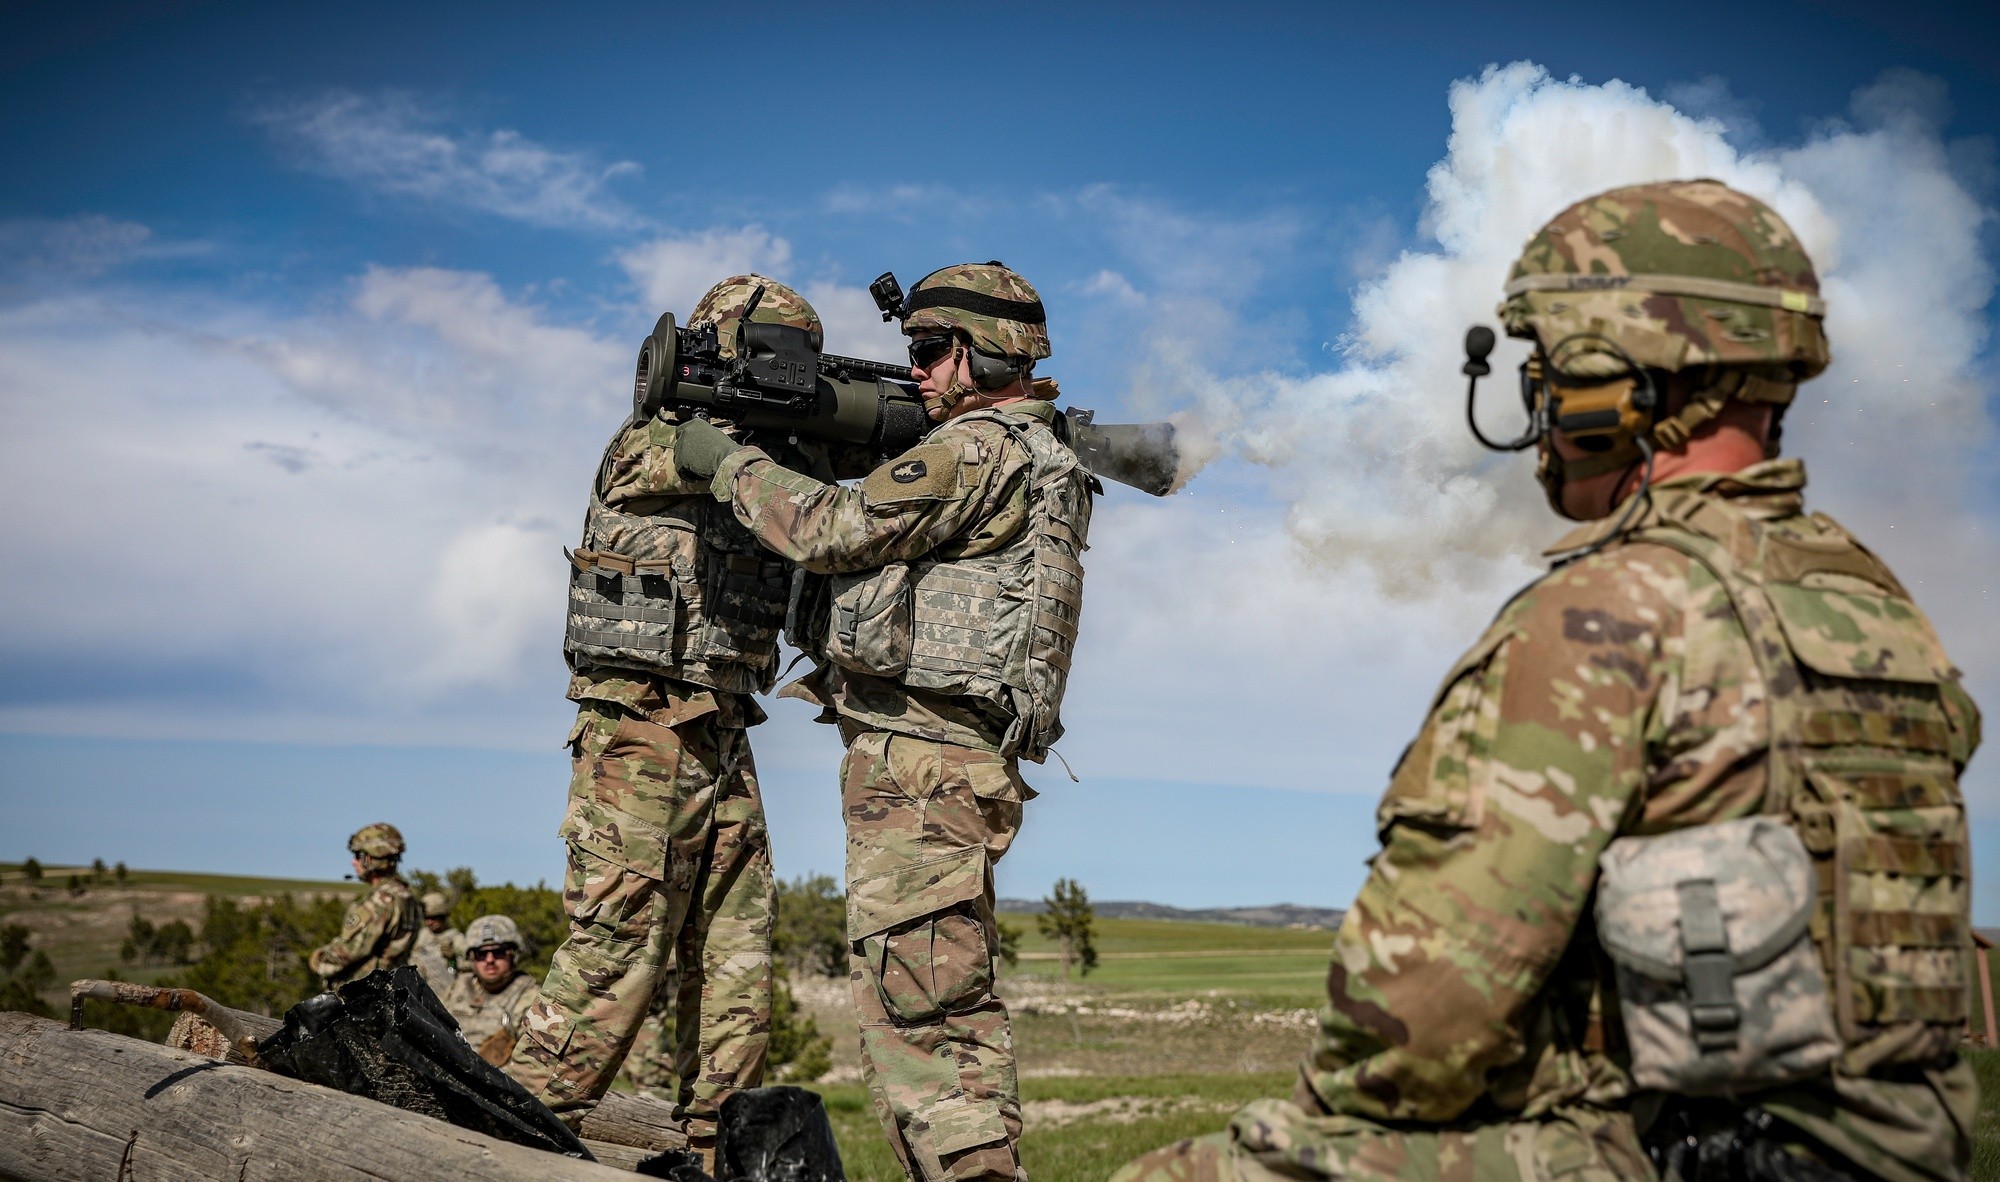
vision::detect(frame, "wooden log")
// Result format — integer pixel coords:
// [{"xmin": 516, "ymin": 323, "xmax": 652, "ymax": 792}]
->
[
  {"xmin": 576, "ymin": 1090, "xmax": 689, "ymax": 1153},
  {"xmin": 0, "ymin": 1012, "xmax": 640, "ymax": 1181}
]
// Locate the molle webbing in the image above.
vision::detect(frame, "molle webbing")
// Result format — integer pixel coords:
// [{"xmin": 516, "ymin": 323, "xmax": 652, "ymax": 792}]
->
[
  {"xmin": 901, "ymin": 409, "xmax": 1093, "ymax": 760},
  {"xmin": 562, "ymin": 423, "xmax": 789, "ymax": 693},
  {"xmin": 1629, "ymin": 490, "xmax": 1970, "ymax": 1062}
]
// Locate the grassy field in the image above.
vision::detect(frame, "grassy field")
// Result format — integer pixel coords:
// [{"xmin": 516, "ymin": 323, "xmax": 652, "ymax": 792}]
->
[
  {"xmin": 7, "ymin": 867, "xmax": 2000, "ymax": 1179},
  {"xmin": 0, "ymin": 862, "xmax": 357, "ymax": 999},
  {"xmin": 1005, "ymin": 915, "xmax": 1333, "ymax": 1007}
]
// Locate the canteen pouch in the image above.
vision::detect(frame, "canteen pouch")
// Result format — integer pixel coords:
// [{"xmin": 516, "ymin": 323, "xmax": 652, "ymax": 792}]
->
[
  {"xmin": 1596, "ymin": 816, "xmax": 1840, "ymax": 1095},
  {"xmin": 824, "ymin": 561, "xmax": 914, "ymax": 677}
]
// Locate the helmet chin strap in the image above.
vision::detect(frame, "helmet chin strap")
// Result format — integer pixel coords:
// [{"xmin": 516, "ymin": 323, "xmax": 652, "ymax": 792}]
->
[{"xmin": 925, "ymin": 344, "xmax": 986, "ymax": 419}]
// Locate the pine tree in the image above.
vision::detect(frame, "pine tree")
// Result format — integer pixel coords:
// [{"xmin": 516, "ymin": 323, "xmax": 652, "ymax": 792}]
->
[{"xmin": 1037, "ymin": 878, "xmax": 1098, "ymax": 978}]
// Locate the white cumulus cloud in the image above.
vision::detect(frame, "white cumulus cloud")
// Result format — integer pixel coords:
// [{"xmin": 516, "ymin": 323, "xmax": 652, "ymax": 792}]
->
[{"xmin": 256, "ymin": 90, "xmax": 645, "ymax": 231}]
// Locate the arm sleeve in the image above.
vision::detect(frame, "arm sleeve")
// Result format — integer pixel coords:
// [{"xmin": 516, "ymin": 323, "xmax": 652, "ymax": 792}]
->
[
  {"xmin": 710, "ymin": 425, "xmax": 1021, "ymax": 574},
  {"xmin": 308, "ymin": 894, "xmax": 387, "ymax": 979},
  {"xmin": 599, "ymin": 419, "xmax": 715, "ymax": 505},
  {"xmin": 1301, "ymin": 556, "xmax": 1673, "ymax": 1122}
]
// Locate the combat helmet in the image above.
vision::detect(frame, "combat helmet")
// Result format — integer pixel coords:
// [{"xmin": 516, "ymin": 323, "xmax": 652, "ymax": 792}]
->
[
  {"xmin": 464, "ymin": 914, "xmax": 523, "ymax": 952},
  {"xmin": 904, "ymin": 261, "xmax": 1052, "ymax": 370},
  {"xmin": 1499, "ymin": 178, "xmax": 1827, "ymax": 424},
  {"xmin": 688, "ymin": 274, "xmax": 822, "ymax": 359},
  {"xmin": 420, "ymin": 891, "xmax": 450, "ymax": 920},
  {"xmin": 347, "ymin": 822, "xmax": 405, "ymax": 859},
  {"xmin": 1476, "ymin": 179, "xmax": 1830, "ymax": 523}
]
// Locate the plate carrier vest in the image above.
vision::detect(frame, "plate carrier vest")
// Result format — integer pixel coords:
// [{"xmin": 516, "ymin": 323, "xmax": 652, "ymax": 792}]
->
[
  {"xmin": 562, "ymin": 420, "xmax": 791, "ymax": 695},
  {"xmin": 1614, "ymin": 484, "xmax": 1974, "ymax": 1077},
  {"xmin": 821, "ymin": 408, "xmax": 1095, "ymax": 761}
]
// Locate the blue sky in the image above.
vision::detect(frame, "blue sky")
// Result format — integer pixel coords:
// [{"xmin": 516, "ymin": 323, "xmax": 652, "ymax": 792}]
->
[{"xmin": 3, "ymin": 1, "xmax": 1998, "ymax": 916}]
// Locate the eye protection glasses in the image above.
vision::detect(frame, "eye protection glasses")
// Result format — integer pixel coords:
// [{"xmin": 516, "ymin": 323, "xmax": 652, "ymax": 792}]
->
[
  {"xmin": 469, "ymin": 946, "xmax": 515, "ymax": 962},
  {"xmin": 906, "ymin": 333, "xmax": 959, "ymax": 370}
]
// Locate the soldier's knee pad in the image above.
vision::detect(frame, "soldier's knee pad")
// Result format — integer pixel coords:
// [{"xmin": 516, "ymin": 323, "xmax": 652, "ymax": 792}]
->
[{"xmin": 861, "ymin": 902, "xmax": 994, "ymax": 1026}]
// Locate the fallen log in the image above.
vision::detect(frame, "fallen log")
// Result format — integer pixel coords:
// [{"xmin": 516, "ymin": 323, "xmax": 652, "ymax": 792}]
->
[
  {"xmin": 579, "ymin": 1090, "xmax": 691, "ymax": 1154},
  {"xmin": 0, "ymin": 1012, "xmax": 639, "ymax": 1182}
]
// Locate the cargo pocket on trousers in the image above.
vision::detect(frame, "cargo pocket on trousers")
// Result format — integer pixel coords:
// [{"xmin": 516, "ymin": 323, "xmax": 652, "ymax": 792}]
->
[
  {"xmin": 925, "ymin": 1094, "xmax": 1010, "ymax": 1158},
  {"xmin": 865, "ymin": 903, "xmax": 994, "ymax": 1026},
  {"xmin": 518, "ymin": 1001, "xmax": 575, "ymax": 1062}
]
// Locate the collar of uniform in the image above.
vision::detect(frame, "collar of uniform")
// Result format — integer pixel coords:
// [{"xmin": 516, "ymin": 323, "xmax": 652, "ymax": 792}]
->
[
  {"xmin": 994, "ymin": 397, "xmax": 1059, "ymax": 424},
  {"xmin": 1542, "ymin": 458, "xmax": 1808, "ymax": 556}
]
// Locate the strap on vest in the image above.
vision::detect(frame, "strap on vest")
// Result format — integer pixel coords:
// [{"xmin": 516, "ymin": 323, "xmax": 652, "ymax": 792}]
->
[
  {"xmin": 1627, "ymin": 489, "xmax": 1804, "ymax": 821},
  {"xmin": 1677, "ymin": 878, "xmax": 1741, "ymax": 1053}
]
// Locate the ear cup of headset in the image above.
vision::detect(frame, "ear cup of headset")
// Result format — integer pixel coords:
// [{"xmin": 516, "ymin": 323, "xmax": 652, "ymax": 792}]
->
[{"xmin": 966, "ymin": 347, "xmax": 1021, "ymax": 391}]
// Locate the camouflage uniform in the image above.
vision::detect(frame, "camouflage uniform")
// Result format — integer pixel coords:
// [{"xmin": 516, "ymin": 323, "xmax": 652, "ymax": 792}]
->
[
  {"xmin": 308, "ymin": 874, "xmax": 421, "ymax": 988},
  {"xmin": 708, "ymin": 391, "xmax": 1075, "ymax": 1182},
  {"xmin": 620, "ymin": 972, "xmax": 682, "ymax": 1094},
  {"xmin": 1116, "ymin": 183, "xmax": 1978, "ymax": 1182},
  {"xmin": 444, "ymin": 967, "xmax": 543, "ymax": 1065},
  {"xmin": 509, "ymin": 277, "xmax": 830, "ymax": 1153},
  {"xmin": 414, "ymin": 895, "xmax": 465, "ymax": 997}
]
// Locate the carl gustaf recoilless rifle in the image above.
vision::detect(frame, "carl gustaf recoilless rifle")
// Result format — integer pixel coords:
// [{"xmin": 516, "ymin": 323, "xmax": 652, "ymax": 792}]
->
[{"xmin": 630, "ymin": 273, "xmax": 1182, "ymax": 496}]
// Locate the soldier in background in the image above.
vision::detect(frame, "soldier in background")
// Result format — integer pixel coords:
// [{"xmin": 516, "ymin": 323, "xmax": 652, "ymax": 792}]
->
[
  {"xmin": 443, "ymin": 914, "xmax": 542, "ymax": 1071},
  {"xmin": 509, "ymin": 276, "xmax": 834, "ymax": 1165},
  {"xmin": 307, "ymin": 823, "xmax": 422, "ymax": 990},
  {"xmin": 675, "ymin": 262, "xmax": 1095, "ymax": 1182},
  {"xmin": 1114, "ymin": 180, "xmax": 1979, "ymax": 1182},
  {"xmin": 412, "ymin": 891, "xmax": 463, "ymax": 996}
]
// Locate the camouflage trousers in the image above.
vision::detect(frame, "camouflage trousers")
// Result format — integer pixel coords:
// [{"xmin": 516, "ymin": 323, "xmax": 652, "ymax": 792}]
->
[
  {"xmin": 841, "ymin": 728, "xmax": 1030, "ymax": 1182},
  {"xmin": 620, "ymin": 972, "xmax": 681, "ymax": 1094},
  {"xmin": 508, "ymin": 701, "xmax": 776, "ymax": 1149},
  {"xmin": 1110, "ymin": 1097, "xmax": 1651, "ymax": 1182}
]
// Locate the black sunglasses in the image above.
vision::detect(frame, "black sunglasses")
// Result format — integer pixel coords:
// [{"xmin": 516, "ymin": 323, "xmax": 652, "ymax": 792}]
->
[
  {"xmin": 470, "ymin": 946, "xmax": 514, "ymax": 961},
  {"xmin": 907, "ymin": 333, "xmax": 958, "ymax": 369}
]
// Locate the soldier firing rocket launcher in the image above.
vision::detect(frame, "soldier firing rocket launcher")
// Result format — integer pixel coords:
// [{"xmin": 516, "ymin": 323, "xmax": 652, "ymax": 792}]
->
[{"xmin": 631, "ymin": 282, "xmax": 1182, "ymax": 496}]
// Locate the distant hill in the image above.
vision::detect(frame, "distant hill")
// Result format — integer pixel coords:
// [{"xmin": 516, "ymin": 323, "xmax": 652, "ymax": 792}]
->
[{"xmin": 998, "ymin": 898, "xmax": 1344, "ymax": 930}]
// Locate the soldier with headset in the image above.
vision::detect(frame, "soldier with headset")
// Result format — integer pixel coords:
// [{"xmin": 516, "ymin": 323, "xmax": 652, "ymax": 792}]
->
[
  {"xmin": 675, "ymin": 261, "xmax": 1097, "ymax": 1182},
  {"xmin": 308, "ymin": 823, "xmax": 423, "ymax": 990},
  {"xmin": 1114, "ymin": 180, "xmax": 1978, "ymax": 1182}
]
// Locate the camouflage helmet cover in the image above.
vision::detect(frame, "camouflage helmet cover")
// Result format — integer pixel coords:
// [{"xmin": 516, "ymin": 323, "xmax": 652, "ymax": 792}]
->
[
  {"xmin": 463, "ymin": 914, "xmax": 523, "ymax": 951},
  {"xmin": 687, "ymin": 274, "xmax": 823, "ymax": 359},
  {"xmin": 903, "ymin": 262, "xmax": 1052, "ymax": 362},
  {"xmin": 347, "ymin": 822, "xmax": 405, "ymax": 858},
  {"xmin": 1498, "ymin": 179, "xmax": 1829, "ymax": 388},
  {"xmin": 420, "ymin": 891, "xmax": 450, "ymax": 919}
]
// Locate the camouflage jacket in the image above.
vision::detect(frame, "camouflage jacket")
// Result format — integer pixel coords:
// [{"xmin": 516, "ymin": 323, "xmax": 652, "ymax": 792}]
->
[
  {"xmin": 1302, "ymin": 460, "xmax": 1978, "ymax": 1182},
  {"xmin": 443, "ymin": 969, "xmax": 541, "ymax": 1052},
  {"xmin": 308, "ymin": 874, "xmax": 421, "ymax": 988},
  {"xmin": 711, "ymin": 399, "xmax": 1060, "ymax": 750},
  {"xmin": 413, "ymin": 924, "xmax": 463, "ymax": 996}
]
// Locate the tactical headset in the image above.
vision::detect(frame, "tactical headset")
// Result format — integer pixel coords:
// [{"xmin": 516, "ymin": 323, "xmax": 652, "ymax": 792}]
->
[{"xmin": 1463, "ymin": 325, "xmax": 1662, "ymax": 548}]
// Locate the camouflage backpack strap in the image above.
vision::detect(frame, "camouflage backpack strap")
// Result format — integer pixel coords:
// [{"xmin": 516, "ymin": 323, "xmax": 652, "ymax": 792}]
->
[{"xmin": 1628, "ymin": 486, "xmax": 1806, "ymax": 817}]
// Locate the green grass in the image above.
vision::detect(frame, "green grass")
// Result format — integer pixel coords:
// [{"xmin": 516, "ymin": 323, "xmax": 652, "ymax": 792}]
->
[
  {"xmin": 808, "ymin": 1072, "xmax": 1292, "ymax": 1182},
  {"xmin": 1007, "ymin": 916, "xmax": 1332, "ymax": 1006},
  {"xmin": 0, "ymin": 863, "xmax": 357, "ymax": 897}
]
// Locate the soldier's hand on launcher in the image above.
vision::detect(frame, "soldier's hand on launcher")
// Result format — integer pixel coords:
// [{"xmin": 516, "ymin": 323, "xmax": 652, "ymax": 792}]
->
[{"xmin": 675, "ymin": 416, "xmax": 746, "ymax": 479}]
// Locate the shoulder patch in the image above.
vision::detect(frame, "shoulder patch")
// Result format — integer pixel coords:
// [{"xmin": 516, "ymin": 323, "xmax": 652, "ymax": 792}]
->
[{"xmin": 863, "ymin": 443, "xmax": 959, "ymax": 506}]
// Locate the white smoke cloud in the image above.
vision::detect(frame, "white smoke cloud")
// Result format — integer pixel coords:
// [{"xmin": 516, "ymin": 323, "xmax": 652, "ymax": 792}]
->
[
  {"xmin": 1085, "ymin": 63, "xmax": 1998, "ymax": 817},
  {"xmin": 1150, "ymin": 64, "xmax": 1993, "ymax": 623}
]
